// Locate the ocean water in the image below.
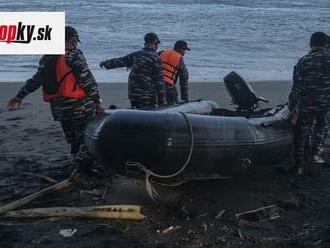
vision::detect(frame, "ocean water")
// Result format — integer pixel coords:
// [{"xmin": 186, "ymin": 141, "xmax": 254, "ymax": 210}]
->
[{"xmin": 0, "ymin": 0, "xmax": 329, "ymax": 82}]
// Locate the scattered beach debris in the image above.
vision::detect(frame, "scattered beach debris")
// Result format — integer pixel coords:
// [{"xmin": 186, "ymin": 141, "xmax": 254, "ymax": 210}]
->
[
  {"xmin": 196, "ymin": 213, "xmax": 208, "ymax": 219},
  {"xmin": 2, "ymin": 205, "xmax": 145, "ymax": 220},
  {"xmin": 214, "ymin": 209, "xmax": 226, "ymax": 219},
  {"xmin": 0, "ymin": 177, "xmax": 73, "ymax": 216},
  {"xmin": 102, "ymin": 184, "xmax": 108, "ymax": 199},
  {"xmin": 202, "ymin": 221, "xmax": 208, "ymax": 231},
  {"xmin": 80, "ymin": 189, "xmax": 100, "ymax": 198},
  {"xmin": 237, "ymin": 229, "xmax": 244, "ymax": 239},
  {"xmin": 162, "ymin": 225, "xmax": 181, "ymax": 234},
  {"xmin": 314, "ymin": 239, "xmax": 323, "ymax": 245},
  {"xmin": 21, "ymin": 172, "xmax": 58, "ymax": 184},
  {"xmin": 235, "ymin": 204, "xmax": 283, "ymax": 223},
  {"xmin": 261, "ymin": 237, "xmax": 290, "ymax": 242},
  {"xmin": 181, "ymin": 205, "xmax": 190, "ymax": 220},
  {"xmin": 59, "ymin": 228, "xmax": 77, "ymax": 238}
]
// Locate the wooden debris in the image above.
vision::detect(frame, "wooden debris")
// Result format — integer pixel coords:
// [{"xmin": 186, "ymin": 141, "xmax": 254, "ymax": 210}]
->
[
  {"xmin": 0, "ymin": 178, "xmax": 73, "ymax": 216},
  {"xmin": 162, "ymin": 225, "xmax": 181, "ymax": 234},
  {"xmin": 80, "ymin": 189, "xmax": 100, "ymax": 197},
  {"xmin": 22, "ymin": 172, "xmax": 58, "ymax": 184},
  {"xmin": 262, "ymin": 237, "xmax": 290, "ymax": 242},
  {"xmin": 235, "ymin": 204, "xmax": 283, "ymax": 223},
  {"xmin": 2, "ymin": 205, "xmax": 145, "ymax": 220},
  {"xmin": 181, "ymin": 205, "xmax": 190, "ymax": 220},
  {"xmin": 196, "ymin": 213, "xmax": 208, "ymax": 219},
  {"xmin": 214, "ymin": 209, "xmax": 226, "ymax": 219},
  {"xmin": 0, "ymin": 168, "xmax": 78, "ymax": 216},
  {"xmin": 237, "ymin": 229, "xmax": 244, "ymax": 239},
  {"xmin": 202, "ymin": 221, "xmax": 208, "ymax": 231},
  {"xmin": 102, "ymin": 184, "xmax": 108, "ymax": 199},
  {"xmin": 314, "ymin": 239, "xmax": 323, "ymax": 245}
]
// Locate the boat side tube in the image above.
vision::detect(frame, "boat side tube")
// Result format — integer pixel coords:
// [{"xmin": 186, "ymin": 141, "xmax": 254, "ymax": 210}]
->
[{"xmin": 85, "ymin": 105, "xmax": 293, "ymax": 178}]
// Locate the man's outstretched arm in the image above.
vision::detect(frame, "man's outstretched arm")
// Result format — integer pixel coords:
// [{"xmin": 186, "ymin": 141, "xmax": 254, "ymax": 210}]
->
[
  {"xmin": 7, "ymin": 57, "xmax": 45, "ymax": 110},
  {"xmin": 99, "ymin": 53, "xmax": 134, "ymax": 69}
]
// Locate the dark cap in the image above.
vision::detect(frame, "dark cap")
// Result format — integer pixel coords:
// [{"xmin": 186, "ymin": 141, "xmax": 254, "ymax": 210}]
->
[
  {"xmin": 65, "ymin": 26, "xmax": 80, "ymax": 43},
  {"xmin": 144, "ymin": 32, "xmax": 161, "ymax": 44},
  {"xmin": 310, "ymin": 31, "xmax": 329, "ymax": 47},
  {"xmin": 174, "ymin": 40, "xmax": 190, "ymax": 51}
]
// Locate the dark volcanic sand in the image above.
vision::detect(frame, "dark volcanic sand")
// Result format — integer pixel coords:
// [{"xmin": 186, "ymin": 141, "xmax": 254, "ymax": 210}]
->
[{"xmin": 1, "ymin": 81, "xmax": 330, "ymax": 248}]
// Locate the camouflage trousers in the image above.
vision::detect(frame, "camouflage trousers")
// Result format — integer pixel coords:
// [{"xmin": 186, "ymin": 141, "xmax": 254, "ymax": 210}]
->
[
  {"xmin": 165, "ymin": 84, "xmax": 179, "ymax": 105},
  {"xmin": 60, "ymin": 117, "xmax": 95, "ymax": 172},
  {"xmin": 130, "ymin": 100, "xmax": 156, "ymax": 109},
  {"xmin": 60, "ymin": 118, "xmax": 89, "ymax": 155},
  {"xmin": 294, "ymin": 111, "xmax": 329, "ymax": 164},
  {"xmin": 50, "ymin": 98, "xmax": 97, "ymax": 155},
  {"xmin": 57, "ymin": 104, "xmax": 97, "ymax": 172}
]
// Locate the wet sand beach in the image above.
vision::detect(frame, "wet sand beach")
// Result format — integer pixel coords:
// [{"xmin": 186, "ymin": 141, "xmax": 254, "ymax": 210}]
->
[{"xmin": 1, "ymin": 81, "xmax": 330, "ymax": 248}]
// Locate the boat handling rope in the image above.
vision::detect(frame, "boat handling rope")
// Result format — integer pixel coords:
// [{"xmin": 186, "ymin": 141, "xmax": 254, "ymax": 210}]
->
[{"xmin": 125, "ymin": 111, "xmax": 194, "ymax": 200}]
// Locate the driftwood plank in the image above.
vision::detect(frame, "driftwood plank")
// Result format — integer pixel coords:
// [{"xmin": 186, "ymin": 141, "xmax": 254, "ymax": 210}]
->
[
  {"xmin": 0, "ymin": 178, "xmax": 72, "ymax": 216},
  {"xmin": 3, "ymin": 205, "xmax": 145, "ymax": 220}
]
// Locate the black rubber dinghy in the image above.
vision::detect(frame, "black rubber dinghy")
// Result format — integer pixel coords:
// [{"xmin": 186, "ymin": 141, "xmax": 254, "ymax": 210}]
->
[{"xmin": 85, "ymin": 72, "xmax": 294, "ymax": 179}]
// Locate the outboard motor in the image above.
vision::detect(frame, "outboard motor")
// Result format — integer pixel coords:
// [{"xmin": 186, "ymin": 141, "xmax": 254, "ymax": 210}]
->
[{"xmin": 224, "ymin": 71, "xmax": 268, "ymax": 113}]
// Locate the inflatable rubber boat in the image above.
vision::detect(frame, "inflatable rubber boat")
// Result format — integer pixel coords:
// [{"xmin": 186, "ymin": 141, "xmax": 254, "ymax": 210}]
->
[{"xmin": 85, "ymin": 72, "xmax": 294, "ymax": 180}]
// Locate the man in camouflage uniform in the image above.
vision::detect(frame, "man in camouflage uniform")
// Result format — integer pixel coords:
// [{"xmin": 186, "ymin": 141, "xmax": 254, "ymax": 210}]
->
[
  {"xmin": 7, "ymin": 26, "xmax": 102, "ymax": 172},
  {"xmin": 100, "ymin": 32, "xmax": 166, "ymax": 109},
  {"xmin": 158, "ymin": 40, "xmax": 189, "ymax": 105},
  {"xmin": 288, "ymin": 31, "xmax": 330, "ymax": 175}
]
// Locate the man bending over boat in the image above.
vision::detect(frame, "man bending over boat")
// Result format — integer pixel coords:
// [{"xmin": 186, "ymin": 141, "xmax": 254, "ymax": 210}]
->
[
  {"xmin": 7, "ymin": 26, "xmax": 102, "ymax": 173},
  {"xmin": 100, "ymin": 32, "xmax": 166, "ymax": 109},
  {"xmin": 288, "ymin": 31, "xmax": 330, "ymax": 175}
]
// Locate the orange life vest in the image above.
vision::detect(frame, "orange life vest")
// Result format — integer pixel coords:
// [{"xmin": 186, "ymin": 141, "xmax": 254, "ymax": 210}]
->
[
  {"xmin": 42, "ymin": 55, "xmax": 86, "ymax": 102},
  {"xmin": 160, "ymin": 50, "xmax": 182, "ymax": 85}
]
